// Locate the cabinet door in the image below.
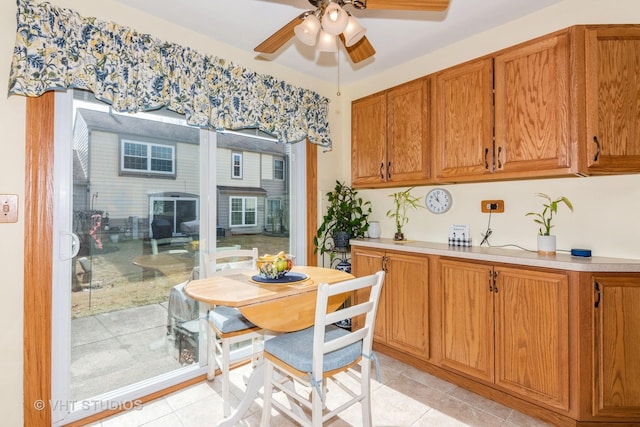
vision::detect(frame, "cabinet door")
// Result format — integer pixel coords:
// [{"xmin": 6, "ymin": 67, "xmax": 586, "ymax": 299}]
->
[
  {"xmin": 592, "ymin": 275, "xmax": 640, "ymax": 418},
  {"xmin": 439, "ymin": 259, "xmax": 494, "ymax": 382},
  {"xmin": 433, "ymin": 57, "xmax": 493, "ymax": 181},
  {"xmin": 387, "ymin": 79, "xmax": 430, "ymax": 184},
  {"xmin": 351, "ymin": 248, "xmax": 386, "ymax": 342},
  {"xmin": 351, "ymin": 93, "xmax": 387, "ymax": 187},
  {"xmin": 495, "ymin": 267, "xmax": 570, "ymax": 411},
  {"xmin": 585, "ymin": 26, "xmax": 640, "ymax": 173},
  {"xmin": 494, "ymin": 31, "xmax": 573, "ymax": 177},
  {"xmin": 386, "ymin": 252, "xmax": 429, "ymax": 360}
]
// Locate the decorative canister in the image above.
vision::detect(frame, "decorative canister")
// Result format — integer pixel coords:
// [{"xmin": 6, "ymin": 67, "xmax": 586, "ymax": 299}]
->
[{"xmin": 368, "ymin": 221, "xmax": 381, "ymax": 239}]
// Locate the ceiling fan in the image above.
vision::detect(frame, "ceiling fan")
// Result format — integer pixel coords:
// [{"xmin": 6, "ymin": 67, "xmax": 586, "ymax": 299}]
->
[{"xmin": 254, "ymin": 0, "xmax": 451, "ymax": 63}]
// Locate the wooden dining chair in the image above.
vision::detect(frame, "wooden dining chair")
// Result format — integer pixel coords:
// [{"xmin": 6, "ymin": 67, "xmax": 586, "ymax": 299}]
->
[
  {"xmin": 260, "ymin": 270, "xmax": 385, "ymax": 427},
  {"xmin": 202, "ymin": 248, "xmax": 263, "ymax": 417}
]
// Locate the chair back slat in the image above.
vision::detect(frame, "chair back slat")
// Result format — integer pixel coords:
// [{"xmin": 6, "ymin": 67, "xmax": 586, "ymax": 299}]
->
[{"xmin": 202, "ymin": 247, "xmax": 258, "ymax": 277}]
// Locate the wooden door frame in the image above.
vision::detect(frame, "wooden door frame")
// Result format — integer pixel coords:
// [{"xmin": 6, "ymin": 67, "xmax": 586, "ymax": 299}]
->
[{"xmin": 23, "ymin": 92, "xmax": 319, "ymax": 425}]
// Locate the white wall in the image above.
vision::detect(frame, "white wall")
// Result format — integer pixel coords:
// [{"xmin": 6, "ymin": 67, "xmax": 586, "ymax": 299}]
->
[
  {"xmin": 0, "ymin": 0, "xmax": 336, "ymax": 424},
  {"xmin": 322, "ymin": 0, "xmax": 640, "ymax": 260},
  {"xmin": 1, "ymin": 0, "xmax": 639, "ymax": 424}
]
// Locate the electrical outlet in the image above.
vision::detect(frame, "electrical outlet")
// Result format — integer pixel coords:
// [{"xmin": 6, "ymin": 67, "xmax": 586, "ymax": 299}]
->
[
  {"xmin": 0, "ymin": 194, "xmax": 18, "ymax": 223},
  {"xmin": 481, "ymin": 199, "xmax": 504, "ymax": 213}
]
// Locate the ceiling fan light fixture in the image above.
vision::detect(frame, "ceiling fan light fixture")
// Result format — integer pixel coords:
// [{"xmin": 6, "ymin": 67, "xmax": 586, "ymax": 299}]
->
[
  {"xmin": 343, "ymin": 15, "xmax": 366, "ymax": 47},
  {"xmin": 317, "ymin": 29, "xmax": 338, "ymax": 52},
  {"xmin": 321, "ymin": 2, "xmax": 349, "ymax": 35},
  {"xmin": 294, "ymin": 14, "xmax": 321, "ymax": 46}
]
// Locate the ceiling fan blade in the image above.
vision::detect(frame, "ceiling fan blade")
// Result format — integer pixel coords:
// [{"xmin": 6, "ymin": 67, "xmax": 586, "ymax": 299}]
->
[
  {"xmin": 339, "ymin": 35, "xmax": 376, "ymax": 63},
  {"xmin": 363, "ymin": 0, "xmax": 450, "ymax": 11},
  {"xmin": 254, "ymin": 13, "xmax": 306, "ymax": 54}
]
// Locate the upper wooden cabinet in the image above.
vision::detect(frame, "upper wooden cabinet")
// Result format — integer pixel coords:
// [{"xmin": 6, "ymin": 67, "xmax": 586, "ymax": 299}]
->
[
  {"xmin": 432, "ymin": 57, "xmax": 494, "ymax": 180},
  {"xmin": 584, "ymin": 25, "xmax": 640, "ymax": 173},
  {"xmin": 351, "ymin": 78, "xmax": 430, "ymax": 188},
  {"xmin": 433, "ymin": 29, "xmax": 577, "ymax": 182},
  {"xmin": 351, "ymin": 25, "xmax": 640, "ymax": 186}
]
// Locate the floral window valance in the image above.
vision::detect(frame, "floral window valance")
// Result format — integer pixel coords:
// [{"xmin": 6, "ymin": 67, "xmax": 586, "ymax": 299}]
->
[{"xmin": 7, "ymin": 0, "xmax": 332, "ymax": 148}]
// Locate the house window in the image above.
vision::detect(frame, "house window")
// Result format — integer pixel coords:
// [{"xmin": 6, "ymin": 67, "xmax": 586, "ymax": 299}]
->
[
  {"xmin": 232, "ymin": 153, "xmax": 242, "ymax": 178},
  {"xmin": 230, "ymin": 196, "xmax": 257, "ymax": 227},
  {"xmin": 121, "ymin": 139, "xmax": 175, "ymax": 176},
  {"xmin": 274, "ymin": 158, "xmax": 285, "ymax": 180}
]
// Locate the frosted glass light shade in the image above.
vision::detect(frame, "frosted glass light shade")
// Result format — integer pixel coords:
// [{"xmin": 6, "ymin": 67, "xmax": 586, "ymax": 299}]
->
[
  {"xmin": 317, "ymin": 30, "xmax": 338, "ymax": 52},
  {"xmin": 294, "ymin": 14, "xmax": 321, "ymax": 46},
  {"xmin": 343, "ymin": 15, "xmax": 366, "ymax": 47},
  {"xmin": 322, "ymin": 3, "xmax": 348, "ymax": 35}
]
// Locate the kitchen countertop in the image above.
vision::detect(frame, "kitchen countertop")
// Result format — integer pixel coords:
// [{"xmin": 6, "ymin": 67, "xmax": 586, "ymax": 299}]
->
[{"xmin": 350, "ymin": 238, "xmax": 640, "ymax": 273}]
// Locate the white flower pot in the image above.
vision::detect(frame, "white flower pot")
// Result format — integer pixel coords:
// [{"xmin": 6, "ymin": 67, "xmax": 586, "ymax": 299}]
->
[
  {"xmin": 368, "ymin": 221, "xmax": 381, "ymax": 239},
  {"xmin": 537, "ymin": 235, "xmax": 556, "ymax": 255}
]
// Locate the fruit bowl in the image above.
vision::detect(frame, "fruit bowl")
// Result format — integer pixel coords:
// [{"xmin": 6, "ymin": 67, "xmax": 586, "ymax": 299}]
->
[{"xmin": 257, "ymin": 252, "xmax": 294, "ymax": 279}]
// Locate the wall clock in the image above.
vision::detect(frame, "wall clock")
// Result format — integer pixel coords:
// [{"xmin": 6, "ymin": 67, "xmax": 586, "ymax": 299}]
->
[{"xmin": 425, "ymin": 188, "xmax": 452, "ymax": 214}]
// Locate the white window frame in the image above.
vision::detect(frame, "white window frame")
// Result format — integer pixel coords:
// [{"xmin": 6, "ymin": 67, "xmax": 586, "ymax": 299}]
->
[
  {"xmin": 274, "ymin": 158, "xmax": 285, "ymax": 181},
  {"xmin": 120, "ymin": 139, "xmax": 175, "ymax": 176},
  {"xmin": 231, "ymin": 152, "xmax": 243, "ymax": 179},
  {"xmin": 229, "ymin": 196, "xmax": 257, "ymax": 227}
]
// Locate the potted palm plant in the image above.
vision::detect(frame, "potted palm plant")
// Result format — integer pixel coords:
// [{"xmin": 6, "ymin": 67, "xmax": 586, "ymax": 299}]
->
[
  {"xmin": 526, "ymin": 193, "xmax": 573, "ymax": 255},
  {"xmin": 386, "ymin": 187, "xmax": 423, "ymax": 241},
  {"xmin": 314, "ymin": 181, "xmax": 372, "ymax": 261}
]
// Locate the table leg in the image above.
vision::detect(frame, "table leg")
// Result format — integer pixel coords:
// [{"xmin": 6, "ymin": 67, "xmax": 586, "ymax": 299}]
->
[{"xmin": 216, "ymin": 362, "xmax": 264, "ymax": 427}]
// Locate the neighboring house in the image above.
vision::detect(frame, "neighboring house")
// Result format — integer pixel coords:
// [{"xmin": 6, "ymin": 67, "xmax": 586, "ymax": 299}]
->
[
  {"xmin": 72, "ymin": 108, "xmax": 289, "ymax": 240},
  {"xmin": 216, "ymin": 132, "xmax": 290, "ymax": 236}
]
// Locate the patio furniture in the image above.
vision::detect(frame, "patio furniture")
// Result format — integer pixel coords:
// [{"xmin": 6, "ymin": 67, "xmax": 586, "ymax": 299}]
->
[{"xmin": 167, "ymin": 271, "xmax": 200, "ymax": 363}]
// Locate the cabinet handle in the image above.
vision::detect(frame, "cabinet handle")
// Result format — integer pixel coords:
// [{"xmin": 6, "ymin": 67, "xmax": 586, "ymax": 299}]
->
[
  {"xmin": 488, "ymin": 270, "xmax": 498, "ymax": 293},
  {"xmin": 484, "ymin": 148, "xmax": 489, "ymax": 169},
  {"xmin": 593, "ymin": 136, "xmax": 601, "ymax": 162},
  {"xmin": 387, "ymin": 161, "xmax": 392, "ymax": 179},
  {"xmin": 379, "ymin": 162, "xmax": 384, "ymax": 179},
  {"xmin": 594, "ymin": 281, "xmax": 601, "ymax": 308},
  {"xmin": 382, "ymin": 256, "xmax": 389, "ymax": 272},
  {"xmin": 497, "ymin": 146, "xmax": 502, "ymax": 169}
]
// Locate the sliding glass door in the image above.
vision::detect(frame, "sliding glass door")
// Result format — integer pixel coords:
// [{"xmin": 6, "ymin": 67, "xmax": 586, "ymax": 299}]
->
[{"xmin": 51, "ymin": 90, "xmax": 306, "ymax": 425}]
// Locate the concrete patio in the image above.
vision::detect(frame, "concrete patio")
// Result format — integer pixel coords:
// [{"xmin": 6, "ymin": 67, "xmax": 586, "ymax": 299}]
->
[{"xmin": 70, "ymin": 302, "xmax": 193, "ymax": 400}]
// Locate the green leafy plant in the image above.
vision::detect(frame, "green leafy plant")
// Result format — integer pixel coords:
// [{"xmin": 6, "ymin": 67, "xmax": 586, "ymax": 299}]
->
[
  {"xmin": 386, "ymin": 187, "xmax": 423, "ymax": 240},
  {"xmin": 314, "ymin": 181, "xmax": 371, "ymax": 260},
  {"xmin": 526, "ymin": 193, "xmax": 574, "ymax": 236}
]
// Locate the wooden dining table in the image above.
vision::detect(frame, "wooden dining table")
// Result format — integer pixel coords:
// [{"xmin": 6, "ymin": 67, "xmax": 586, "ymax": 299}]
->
[{"xmin": 184, "ymin": 265, "xmax": 355, "ymax": 426}]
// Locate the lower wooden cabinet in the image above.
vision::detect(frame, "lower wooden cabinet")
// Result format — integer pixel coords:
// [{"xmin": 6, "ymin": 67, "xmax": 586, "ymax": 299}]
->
[
  {"xmin": 350, "ymin": 244, "xmax": 640, "ymax": 425},
  {"xmin": 352, "ymin": 247, "xmax": 429, "ymax": 361},
  {"xmin": 591, "ymin": 274, "xmax": 640, "ymax": 419},
  {"xmin": 439, "ymin": 259, "xmax": 570, "ymax": 411}
]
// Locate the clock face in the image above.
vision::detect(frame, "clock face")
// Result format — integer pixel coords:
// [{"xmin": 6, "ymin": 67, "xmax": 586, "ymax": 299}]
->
[{"xmin": 425, "ymin": 188, "xmax": 452, "ymax": 214}]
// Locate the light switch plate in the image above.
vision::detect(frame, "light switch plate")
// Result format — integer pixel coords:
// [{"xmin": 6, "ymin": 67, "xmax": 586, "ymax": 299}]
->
[{"xmin": 0, "ymin": 194, "xmax": 18, "ymax": 223}]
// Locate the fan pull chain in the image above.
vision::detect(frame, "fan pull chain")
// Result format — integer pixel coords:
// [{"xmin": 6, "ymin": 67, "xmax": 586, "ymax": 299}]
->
[{"xmin": 336, "ymin": 52, "xmax": 341, "ymax": 96}]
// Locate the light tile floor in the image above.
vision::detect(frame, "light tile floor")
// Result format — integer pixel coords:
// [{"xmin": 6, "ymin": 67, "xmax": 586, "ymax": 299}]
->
[{"xmin": 94, "ymin": 353, "xmax": 553, "ymax": 427}]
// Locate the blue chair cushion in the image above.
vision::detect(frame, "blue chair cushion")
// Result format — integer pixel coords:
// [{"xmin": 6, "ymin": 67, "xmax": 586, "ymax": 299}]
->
[
  {"xmin": 209, "ymin": 306, "xmax": 256, "ymax": 333},
  {"xmin": 264, "ymin": 325, "xmax": 362, "ymax": 374}
]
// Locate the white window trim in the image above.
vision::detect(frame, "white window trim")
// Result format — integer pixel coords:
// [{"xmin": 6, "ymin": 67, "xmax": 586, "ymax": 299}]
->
[
  {"xmin": 229, "ymin": 196, "xmax": 257, "ymax": 227},
  {"xmin": 121, "ymin": 139, "xmax": 176, "ymax": 176},
  {"xmin": 231, "ymin": 152, "xmax": 243, "ymax": 179}
]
